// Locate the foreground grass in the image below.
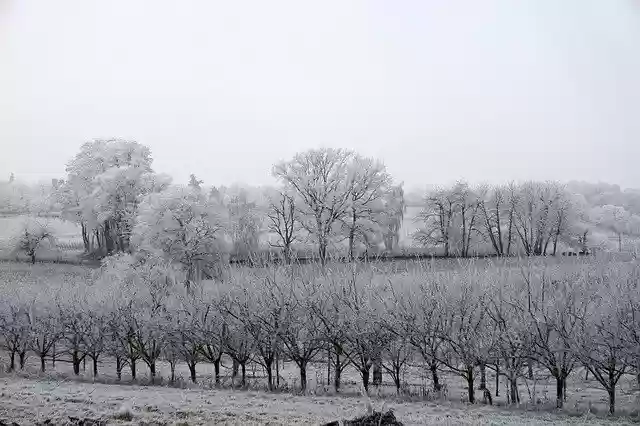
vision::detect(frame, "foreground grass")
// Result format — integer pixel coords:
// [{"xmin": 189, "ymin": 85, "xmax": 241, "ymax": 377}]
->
[{"xmin": 0, "ymin": 376, "xmax": 635, "ymax": 426}]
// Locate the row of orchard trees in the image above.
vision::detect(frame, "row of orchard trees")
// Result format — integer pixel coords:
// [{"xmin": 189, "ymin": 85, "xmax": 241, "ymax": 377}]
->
[{"xmin": 2, "ymin": 259, "xmax": 639, "ymax": 414}]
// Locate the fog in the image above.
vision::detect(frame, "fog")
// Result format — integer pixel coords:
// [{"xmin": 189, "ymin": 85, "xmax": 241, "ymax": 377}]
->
[{"xmin": 1, "ymin": 0, "xmax": 639, "ymax": 189}]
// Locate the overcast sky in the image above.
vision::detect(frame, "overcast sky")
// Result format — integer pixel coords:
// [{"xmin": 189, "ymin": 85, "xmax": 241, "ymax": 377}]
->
[{"xmin": 1, "ymin": 1, "xmax": 639, "ymax": 190}]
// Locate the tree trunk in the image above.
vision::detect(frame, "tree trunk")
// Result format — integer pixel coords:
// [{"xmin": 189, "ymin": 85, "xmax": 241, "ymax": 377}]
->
[
  {"xmin": 466, "ymin": 368, "xmax": 475, "ymax": 403},
  {"xmin": 348, "ymin": 211, "xmax": 356, "ymax": 262},
  {"xmin": 319, "ymin": 238, "xmax": 328, "ymax": 266},
  {"xmin": 334, "ymin": 351, "xmax": 342, "ymax": 392},
  {"xmin": 31, "ymin": 252, "xmax": 36, "ymax": 264},
  {"xmin": 214, "ymin": 359, "xmax": 221, "ymax": 385},
  {"xmin": 149, "ymin": 361, "xmax": 156, "ymax": 384},
  {"xmin": 495, "ymin": 362, "xmax": 500, "ymax": 396},
  {"xmin": 555, "ymin": 376, "xmax": 564, "ymax": 408},
  {"xmin": 52, "ymin": 344, "xmax": 56, "ymax": 367},
  {"xmin": 265, "ymin": 360, "xmax": 273, "ymax": 391},
  {"xmin": 361, "ymin": 367, "xmax": 370, "ymax": 395},
  {"xmin": 327, "ymin": 347, "xmax": 331, "ymax": 387},
  {"xmin": 116, "ymin": 357, "xmax": 123, "ymax": 381},
  {"xmin": 40, "ymin": 355, "xmax": 46, "ymax": 372},
  {"xmin": 92, "ymin": 356, "xmax": 98, "ymax": 377},
  {"xmin": 130, "ymin": 359, "xmax": 137, "ymax": 380},
  {"xmin": 430, "ymin": 362, "xmax": 441, "ymax": 391},
  {"xmin": 510, "ymin": 376, "xmax": 518, "ymax": 405},
  {"xmin": 188, "ymin": 362, "xmax": 197, "ymax": 383},
  {"xmin": 619, "ymin": 233, "xmax": 623, "ymax": 252},
  {"xmin": 479, "ymin": 363, "xmax": 487, "ymax": 389},
  {"xmin": 240, "ymin": 362, "xmax": 246, "ymax": 386},
  {"xmin": 527, "ymin": 358, "xmax": 533, "ymax": 380},
  {"xmin": 300, "ymin": 361, "xmax": 307, "ymax": 392},
  {"xmin": 19, "ymin": 351, "xmax": 26, "ymax": 369},
  {"xmin": 169, "ymin": 362, "xmax": 175, "ymax": 383},
  {"xmin": 275, "ymin": 353, "xmax": 280, "ymax": 388},
  {"xmin": 9, "ymin": 350, "xmax": 16, "ymax": 371},
  {"xmin": 608, "ymin": 386, "xmax": 616, "ymax": 415},
  {"xmin": 81, "ymin": 222, "xmax": 89, "ymax": 252},
  {"xmin": 373, "ymin": 360, "xmax": 382, "ymax": 386},
  {"xmin": 232, "ymin": 359, "xmax": 239, "ymax": 378},
  {"xmin": 72, "ymin": 351, "xmax": 81, "ymax": 375}
]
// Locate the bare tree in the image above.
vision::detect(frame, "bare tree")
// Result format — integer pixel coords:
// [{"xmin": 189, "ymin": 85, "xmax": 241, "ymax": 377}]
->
[
  {"xmin": 565, "ymin": 269, "xmax": 630, "ymax": 415},
  {"xmin": 278, "ymin": 279, "xmax": 324, "ymax": 392},
  {"xmin": 267, "ymin": 191, "xmax": 298, "ymax": 264},
  {"xmin": 478, "ymin": 184, "xmax": 516, "ymax": 256},
  {"xmin": 273, "ymin": 148, "xmax": 355, "ymax": 265},
  {"xmin": 388, "ymin": 277, "xmax": 445, "ymax": 392},
  {"xmin": 380, "ymin": 184, "xmax": 406, "ymax": 252},
  {"xmin": 521, "ymin": 271, "xmax": 581, "ymax": 408},
  {"xmin": 413, "ymin": 187, "xmax": 456, "ymax": 256},
  {"xmin": 313, "ymin": 277, "xmax": 352, "ymax": 392},
  {"xmin": 0, "ymin": 302, "xmax": 30, "ymax": 371},
  {"xmin": 342, "ymin": 287, "xmax": 386, "ymax": 394},
  {"xmin": 486, "ymin": 280, "xmax": 532, "ymax": 404},
  {"xmin": 340, "ymin": 156, "xmax": 392, "ymax": 261},
  {"xmin": 28, "ymin": 305, "xmax": 62, "ymax": 373},
  {"xmin": 438, "ymin": 273, "xmax": 492, "ymax": 403},
  {"xmin": 452, "ymin": 182, "xmax": 481, "ymax": 257},
  {"xmin": 198, "ymin": 303, "xmax": 226, "ymax": 385},
  {"xmin": 58, "ymin": 301, "xmax": 89, "ymax": 375},
  {"xmin": 513, "ymin": 182, "xmax": 566, "ymax": 256}
]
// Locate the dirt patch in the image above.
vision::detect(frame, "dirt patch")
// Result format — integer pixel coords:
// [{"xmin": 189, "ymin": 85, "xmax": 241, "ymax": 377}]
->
[{"xmin": 324, "ymin": 409, "xmax": 404, "ymax": 426}]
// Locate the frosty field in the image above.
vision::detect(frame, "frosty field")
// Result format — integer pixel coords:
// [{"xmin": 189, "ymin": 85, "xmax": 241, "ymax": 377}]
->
[{"xmin": 1, "ymin": 374, "xmax": 636, "ymax": 426}]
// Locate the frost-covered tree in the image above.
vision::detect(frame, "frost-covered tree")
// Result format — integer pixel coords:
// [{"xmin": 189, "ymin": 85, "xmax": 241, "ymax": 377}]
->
[
  {"xmin": 132, "ymin": 186, "xmax": 229, "ymax": 288},
  {"xmin": 273, "ymin": 148, "xmax": 355, "ymax": 265},
  {"xmin": 227, "ymin": 192, "xmax": 262, "ymax": 262},
  {"xmin": 413, "ymin": 186, "xmax": 456, "ymax": 256},
  {"xmin": 564, "ymin": 268, "xmax": 630, "ymax": 414},
  {"xmin": 414, "ymin": 182, "xmax": 482, "ymax": 257},
  {"xmin": 512, "ymin": 182, "xmax": 562, "ymax": 256},
  {"xmin": 278, "ymin": 278, "xmax": 324, "ymax": 392},
  {"xmin": 59, "ymin": 139, "xmax": 171, "ymax": 255},
  {"xmin": 188, "ymin": 173, "xmax": 203, "ymax": 190},
  {"xmin": 438, "ymin": 273, "xmax": 493, "ymax": 403},
  {"xmin": 340, "ymin": 156, "xmax": 392, "ymax": 260},
  {"xmin": 0, "ymin": 293, "xmax": 30, "ymax": 371},
  {"xmin": 591, "ymin": 205, "xmax": 639, "ymax": 252},
  {"xmin": 12, "ymin": 219, "xmax": 56, "ymax": 264},
  {"xmin": 478, "ymin": 183, "xmax": 517, "ymax": 256},
  {"xmin": 380, "ymin": 184, "xmax": 406, "ymax": 252},
  {"xmin": 266, "ymin": 190, "xmax": 298, "ymax": 263}
]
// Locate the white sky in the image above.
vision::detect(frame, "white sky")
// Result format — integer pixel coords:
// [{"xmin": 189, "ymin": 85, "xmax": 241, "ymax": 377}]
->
[{"xmin": 1, "ymin": 0, "xmax": 639, "ymax": 190}]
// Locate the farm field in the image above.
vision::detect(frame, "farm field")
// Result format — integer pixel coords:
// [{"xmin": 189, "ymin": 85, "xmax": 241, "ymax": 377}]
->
[
  {"xmin": 0, "ymin": 374, "xmax": 636, "ymax": 425},
  {"xmin": 2, "ymin": 343, "xmax": 640, "ymax": 422}
]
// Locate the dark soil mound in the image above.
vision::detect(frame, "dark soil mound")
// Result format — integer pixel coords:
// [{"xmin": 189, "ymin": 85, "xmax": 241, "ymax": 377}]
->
[
  {"xmin": 323, "ymin": 409, "xmax": 404, "ymax": 426},
  {"xmin": 34, "ymin": 417, "xmax": 106, "ymax": 426}
]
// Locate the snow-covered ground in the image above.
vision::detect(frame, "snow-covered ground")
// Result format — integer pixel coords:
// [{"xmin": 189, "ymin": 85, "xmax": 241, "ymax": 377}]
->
[{"xmin": 0, "ymin": 375, "xmax": 628, "ymax": 425}]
